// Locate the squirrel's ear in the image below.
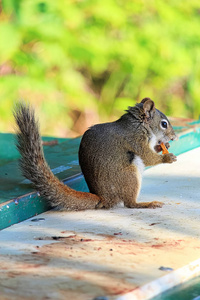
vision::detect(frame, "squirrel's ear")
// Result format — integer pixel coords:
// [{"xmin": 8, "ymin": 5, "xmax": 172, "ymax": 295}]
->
[
  {"xmin": 142, "ymin": 98, "xmax": 155, "ymax": 120},
  {"xmin": 140, "ymin": 97, "xmax": 152, "ymax": 104}
]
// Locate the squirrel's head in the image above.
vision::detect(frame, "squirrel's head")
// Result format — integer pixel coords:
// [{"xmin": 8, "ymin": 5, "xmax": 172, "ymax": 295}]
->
[{"xmin": 138, "ymin": 97, "xmax": 178, "ymax": 146}]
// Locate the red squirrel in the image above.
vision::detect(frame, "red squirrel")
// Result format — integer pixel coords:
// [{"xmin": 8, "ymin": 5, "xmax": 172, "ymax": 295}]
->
[{"xmin": 14, "ymin": 98, "xmax": 177, "ymax": 210}]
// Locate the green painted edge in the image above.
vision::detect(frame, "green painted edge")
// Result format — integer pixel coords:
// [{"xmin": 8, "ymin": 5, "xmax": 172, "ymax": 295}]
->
[
  {"xmin": 0, "ymin": 173, "xmax": 86, "ymax": 231},
  {"xmin": 170, "ymin": 127, "xmax": 200, "ymax": 156},
  {"xmin": 1, "ymin": 129, "xmax": 200, "ymax": 231},
  {"xmin": 0, "ymin": 192, "xmax": 51, "ymax": 230}
]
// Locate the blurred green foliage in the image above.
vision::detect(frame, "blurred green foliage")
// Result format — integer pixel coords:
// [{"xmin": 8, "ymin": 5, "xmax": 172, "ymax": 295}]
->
[{"xmin": 0, "ymin": 0, "xmax": 200, "ymax": 136}]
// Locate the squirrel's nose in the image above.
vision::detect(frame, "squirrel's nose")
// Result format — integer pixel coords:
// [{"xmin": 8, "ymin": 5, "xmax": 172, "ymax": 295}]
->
[{"xmin": 171, "ymin": 134, "xmax": 178, "ymax": 141}]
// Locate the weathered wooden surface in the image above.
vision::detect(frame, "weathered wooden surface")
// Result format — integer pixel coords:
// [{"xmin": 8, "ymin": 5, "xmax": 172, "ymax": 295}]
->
[{"xmin": 0, "ymin": 147, "xmax": 200, "ymax": 300}]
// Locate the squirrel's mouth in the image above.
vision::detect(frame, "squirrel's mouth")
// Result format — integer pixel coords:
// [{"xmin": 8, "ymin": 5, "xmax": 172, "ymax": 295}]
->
[
  {"xmin": 154, "ymin": 141, "xmax": 169, "ymax": 153},
  {"xmin": 154, "ymin": 145, "xmax": 162, "ymax": 153}
]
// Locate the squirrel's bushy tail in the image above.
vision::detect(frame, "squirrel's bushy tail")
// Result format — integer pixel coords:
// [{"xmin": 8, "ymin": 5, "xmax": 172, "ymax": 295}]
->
[{"xmin": 14, "ymin": 103, "xmax": 101, "ymax": 210}]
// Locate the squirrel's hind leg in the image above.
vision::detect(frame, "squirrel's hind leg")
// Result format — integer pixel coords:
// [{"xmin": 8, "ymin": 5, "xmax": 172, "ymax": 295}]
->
[{"xmin": 123, "ymin": 156, "xmax": 164, "ymax": 209}]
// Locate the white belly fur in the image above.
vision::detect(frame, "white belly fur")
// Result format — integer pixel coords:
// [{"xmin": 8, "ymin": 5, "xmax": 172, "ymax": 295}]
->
[{"xmin": 133, "ymin": 155, "xmax": 145, "ymax": 199}]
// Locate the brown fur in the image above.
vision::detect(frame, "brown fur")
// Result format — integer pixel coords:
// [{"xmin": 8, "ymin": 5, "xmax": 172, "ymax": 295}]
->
[{"xmin": 14, "ymin": 99, "xmax": 177, "ymax": 210}]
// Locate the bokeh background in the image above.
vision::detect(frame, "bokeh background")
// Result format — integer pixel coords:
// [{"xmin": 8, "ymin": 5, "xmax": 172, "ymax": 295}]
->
[{"xmin": 0, "ymin": 0, "xmax": 200, "ymax": 137}]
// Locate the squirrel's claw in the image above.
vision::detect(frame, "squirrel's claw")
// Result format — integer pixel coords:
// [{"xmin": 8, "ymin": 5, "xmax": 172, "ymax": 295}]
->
[{"xmin": 163, "ymin": 153, "xmax": 177, "ymax": 164}]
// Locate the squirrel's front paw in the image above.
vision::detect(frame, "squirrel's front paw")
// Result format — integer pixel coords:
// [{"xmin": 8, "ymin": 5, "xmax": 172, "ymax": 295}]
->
[{"xmin": 163, "ymin": 153, "xmax": 177, "ymax": 163}]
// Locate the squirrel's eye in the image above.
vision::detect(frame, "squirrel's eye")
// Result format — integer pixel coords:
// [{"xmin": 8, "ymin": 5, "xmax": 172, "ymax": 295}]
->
[{"xmin": 161, "ymin": 120, "xmax": 168, "ymax": 129}]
